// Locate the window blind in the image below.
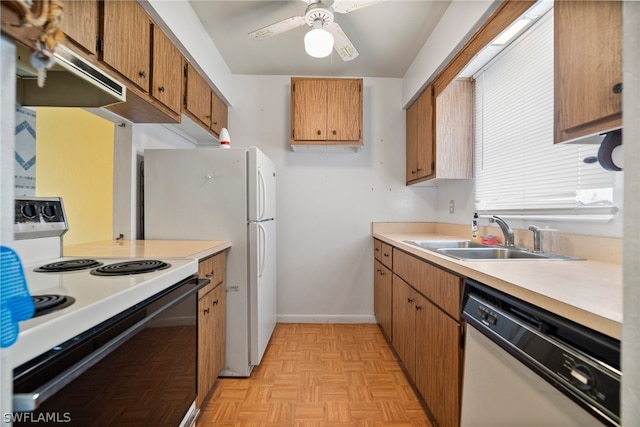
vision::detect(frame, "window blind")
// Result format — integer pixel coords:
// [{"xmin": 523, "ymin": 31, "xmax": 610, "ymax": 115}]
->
[{"xmin": 473, "ymin": 9, "xmax": 616, "ymax": 216}]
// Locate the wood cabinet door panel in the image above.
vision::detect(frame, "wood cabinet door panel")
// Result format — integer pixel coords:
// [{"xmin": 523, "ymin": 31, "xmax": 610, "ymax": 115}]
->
[
  {"xmin": 185, "ymin": 65, "xmax": 212, "ymax": 127},
  {"xmin": 392, "ymin": 275, "xmax": 416, "ymax": 380},
  {"xmin": 292, "ymin": 78, "xmax": 327, "ymax": 141},
  {"xmin": 210, "ymin": 92, "xmax": 228, "ymax": 137},
  {"xmin": 554, "ymin": 0, "xmax": 622, "ymax": 143},
  {"xmin": 327, "ymin": 79, "xmax": 361, "ymax": 141},
  {"xmin": 61, "ymin": 0, "xmax": 98, "ymax": 54},
  {"xmin": 102, "ymin": 0, "xmax": 150, "ymax": 90},
  {"xmin": 415, "ymin": 298, "xmax": 461, "ymax": 427},
  {"xmin": 151, "ymin": 25, "xmax": 183, "ymax": 115},
  {"xmin": 405, "ymin": 98, "xmax": 419, "ymax": 182},
  {"xmin": 415, "ymin": 87, "xmax": 434, "ymax": 179},
  {"xmin": 374, "ymin": 260, "xmax": 393, "ymax": 341},
  {"xmin": 197, "ymin": 291, "xmax": 213, "ymax": 407}
]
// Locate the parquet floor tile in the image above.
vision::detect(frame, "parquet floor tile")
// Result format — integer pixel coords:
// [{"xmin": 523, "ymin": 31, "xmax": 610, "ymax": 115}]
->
[{"xmin": 197, "ymin": 323, "xmax": 434, "ymax": 427}]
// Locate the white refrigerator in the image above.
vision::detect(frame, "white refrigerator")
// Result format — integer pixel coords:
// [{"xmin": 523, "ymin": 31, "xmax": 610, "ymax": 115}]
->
[{"xmin": 143, "ymin": 146, "xmax": 277, "ymax": 377}]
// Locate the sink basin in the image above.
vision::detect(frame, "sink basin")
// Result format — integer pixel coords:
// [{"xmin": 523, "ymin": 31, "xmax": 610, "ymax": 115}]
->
[
  {"xmin": 437, "ymin": 247, "xmax": 548, "ymax": 260},
  {"xmin": 404, "ymin": 240, "xmax": 485, "ymax": 250},
  {"xmin": 403, "ymin": 240, "xmax": 581, "ymax": 261}
]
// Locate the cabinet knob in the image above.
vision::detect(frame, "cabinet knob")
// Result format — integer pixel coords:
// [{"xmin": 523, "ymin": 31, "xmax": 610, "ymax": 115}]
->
[
  {"xmin": 204, "ymin": 307, "xmax": 210, "ymax": 314},
  {"xmin": 158, "ymin": 86, "xmax": 165, "ymax": 92},
  {"xmin": 383, "ymin": 253, "xmax": 389, "ymax": 257},
  {"xmin": 213, "ymin": 299, "xmax": 219, "ymax": 306},
  {"xmin": 612, "ymin": 83, "xmax": 623, "ymax": 94},
  {"xmin": 332, "ymin": 130, "xmax": 336, "ymax": 135},
  {"xmin": 415, "ymin": 305, "xmax": 422, "ymax": 311},
  {"xmin": 139, "ymin": 70, "xmax": 147, "ymax": 78},
  {"xmin": 411, "ymin": 170, "xmax": 417, "ymax": 174},
  {"xmin": 317, "ymin": 130, "xmax": 322, "ymax": 135},
  {"xmin": 407, "ymin": 298, "xmax": 414, "ymax": 303},
  {"xmin": 213, "ymin": 121, "xmax": 218, "ymax": 125}
]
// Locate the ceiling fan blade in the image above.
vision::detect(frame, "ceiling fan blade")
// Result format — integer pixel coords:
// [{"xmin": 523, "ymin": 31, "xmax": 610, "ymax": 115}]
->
[
  {"xmin": 332, "ymin": 0, "xmax": 382, "ymax": 14},
  {"xmin": 326, "ymin": 22, "xmax": 359, "ymax": 61},
  {"xmin": 248, "ymin": 15, "xmax": 306, "ymax": 40}
]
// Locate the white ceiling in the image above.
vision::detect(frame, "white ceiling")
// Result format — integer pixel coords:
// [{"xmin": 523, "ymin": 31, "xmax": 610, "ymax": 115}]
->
[{"xmin": 187, "ymin": 0, "xmax": 452, "ymax": 78}]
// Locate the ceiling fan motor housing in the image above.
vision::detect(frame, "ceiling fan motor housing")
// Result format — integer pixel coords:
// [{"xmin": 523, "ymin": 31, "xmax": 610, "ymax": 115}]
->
[{"xmin": 305, "ymin": 2, "xmax": 334, "ymax": 26}]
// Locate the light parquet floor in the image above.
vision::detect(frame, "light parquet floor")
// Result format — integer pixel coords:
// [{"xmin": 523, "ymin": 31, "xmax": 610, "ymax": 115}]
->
[{"xmin": 197, "ymin": 323, "xmax": 434, "ymax": 427}]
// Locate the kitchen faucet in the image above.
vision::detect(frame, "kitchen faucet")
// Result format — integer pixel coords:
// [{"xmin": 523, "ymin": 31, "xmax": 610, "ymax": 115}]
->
[{"xmin": 489, "ymin": 216, "xmax": 515, "ymax": 247}]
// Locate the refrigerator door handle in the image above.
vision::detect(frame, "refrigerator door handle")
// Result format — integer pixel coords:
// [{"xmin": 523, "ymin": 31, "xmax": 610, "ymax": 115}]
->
[
  {"xmin": 258, "ymin": 167, "xmax": 266, "ymax": 220},
  {"xmin": 258, "ymin": 223, "xmax": 266, "ymax": 279}
]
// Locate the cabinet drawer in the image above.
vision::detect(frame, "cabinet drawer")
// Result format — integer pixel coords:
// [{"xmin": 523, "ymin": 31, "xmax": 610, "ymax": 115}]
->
[
  {"xmin": 198, "ymin": 251, "xmax": 227, "ymax": 298},
  {"xmin": 374, "ymin": 239, "xmax": 382, "ymax": 261},
  {"xmin": 392, "ymin": 248, "xmax": 461, "ymax": 319},
  {"xmin": 380, "ymin": 242, "xmax": 393, "ymax": 269}
]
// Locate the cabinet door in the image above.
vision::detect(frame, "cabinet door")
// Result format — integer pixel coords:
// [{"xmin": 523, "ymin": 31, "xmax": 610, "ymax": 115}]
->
[
  {"xmin": 102, "ymin": 0, "xmax": 151, "ymax": 91},
  {"xmin": 185, "ymin": 64, "xmax": 212, "ymax": 127},
  {"xmin": 291, "ymin": 78, "xmax": 327, "ymax": 141},
  {"xmin": 415, "ymin": 297, "xmax": 462, "ymax": 427},
  {"xmin": 211, "ymin": 283, "xmax": 226, "ymax": 378},
  {"xmin": 374, "ymin": 260, "xmax": 392, "ymax": 341},
  {"xmin": 392, "ymin": 275, "xmax": 416, "ymax": 380},
  {"xmin": 151, "ymin": 25, "xmax": 183, "ymax": 115},
  {"xmin": 197, "ymin": 291, "xmax": 214, "ymax": 408},
  {"xmin": 210, "ymin": 92, "xmax": 228, "ymax": 137},
  {"xmin": 406, "ymin": 86, "xmax": 434, "ymax": 183},
  {"xmin": 327, "ymin": 79, "xmax": 361, "ymax": 141},
  {"xmin": 554, "ymin": 1, "xmax": 622, "ymax": 143},
  {"xmin": 60, "ymin": 0, "xmax": 98, "ymax": 54}
]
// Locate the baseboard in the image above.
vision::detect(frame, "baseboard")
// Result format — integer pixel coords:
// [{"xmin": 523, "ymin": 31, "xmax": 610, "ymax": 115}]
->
[{"xmin": 277, "ymin": 314, "xmax": 377, "ymax": 324}]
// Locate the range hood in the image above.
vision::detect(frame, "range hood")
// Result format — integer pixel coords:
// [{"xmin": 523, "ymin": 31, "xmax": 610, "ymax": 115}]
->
[{"xmin": 15, "ymin": 43, "xmax": 126, "ymax": 108}]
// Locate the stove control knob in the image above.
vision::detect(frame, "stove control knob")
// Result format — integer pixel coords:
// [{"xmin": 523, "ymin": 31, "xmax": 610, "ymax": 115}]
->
[
  {"xmin": 42, "ymin": 204, "xmax": 56, "ymax": 219},
  {"xmin": 21, "ymin": 204, "xmax": 37, "ymax": 219}
]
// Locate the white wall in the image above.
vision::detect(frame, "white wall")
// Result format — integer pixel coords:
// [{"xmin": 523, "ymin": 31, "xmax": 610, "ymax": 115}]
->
[{"xmin": 229, "ymin": 75, "xmax": 437, "ymax": 321}]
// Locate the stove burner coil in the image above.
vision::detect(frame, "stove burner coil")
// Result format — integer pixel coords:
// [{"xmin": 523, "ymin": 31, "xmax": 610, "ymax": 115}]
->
[
  {"xmin": 90, "ymin": 260, "xmax": 171, "ymax": 276},
  {"xmin": 34, "ymin": 259, "xmax": 103, "ymax": 273},
  {"xmin": 32, "ymin": 294, "xmax": 76, "ymax": 317}
]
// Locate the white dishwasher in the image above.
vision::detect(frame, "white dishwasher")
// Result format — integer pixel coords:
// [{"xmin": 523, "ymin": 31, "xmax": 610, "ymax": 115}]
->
[{"xmin": 460, "ymin": 279, "xmax": 620, "ymax": 427}]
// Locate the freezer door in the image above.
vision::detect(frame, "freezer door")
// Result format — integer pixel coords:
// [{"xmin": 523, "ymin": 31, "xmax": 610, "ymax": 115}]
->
[
  {"xmin": 248, "ymin": 219, "xmax": 277, "ymax": 365},
  {"xmin": 248, "ymin": 147, "xmax": 277, "ymax": 221}
]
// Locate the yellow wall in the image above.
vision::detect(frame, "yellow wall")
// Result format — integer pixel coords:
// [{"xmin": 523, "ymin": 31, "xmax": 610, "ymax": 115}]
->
[{"xmin": 35, "ymin": 108, "xmax": 114, "ymax": 246}]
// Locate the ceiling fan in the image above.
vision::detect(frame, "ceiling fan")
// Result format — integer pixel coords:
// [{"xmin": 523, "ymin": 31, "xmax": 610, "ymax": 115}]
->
[{"xmin": 248, "ymin": 0, "xmax": 382, "ymax": 61}]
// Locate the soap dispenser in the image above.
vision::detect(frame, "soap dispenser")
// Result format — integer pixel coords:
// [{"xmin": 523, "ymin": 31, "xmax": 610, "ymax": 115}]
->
[{"xmin": 472, "ymin": 212, "xmax": 479, "ymax": 242}]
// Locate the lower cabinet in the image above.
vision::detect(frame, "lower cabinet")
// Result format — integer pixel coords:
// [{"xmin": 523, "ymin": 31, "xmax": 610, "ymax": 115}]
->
[
  {"xmin": 196, "ymin": 251, "xmax": 227, "ymax": 408},
  {"xmin": 378, "ymin": 243, "xmax": 463, "ymax": 427}
]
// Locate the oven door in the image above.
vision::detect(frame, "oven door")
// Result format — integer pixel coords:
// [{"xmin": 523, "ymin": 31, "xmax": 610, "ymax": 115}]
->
[{"xmin": 12, "ymin": 276, "xmax": 207, "ymax": 426}]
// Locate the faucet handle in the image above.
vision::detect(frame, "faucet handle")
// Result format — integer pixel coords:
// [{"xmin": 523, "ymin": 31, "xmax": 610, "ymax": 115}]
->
[{"xmin": 528, "ymin": 225, "xmax": 543, "ymax": 253}]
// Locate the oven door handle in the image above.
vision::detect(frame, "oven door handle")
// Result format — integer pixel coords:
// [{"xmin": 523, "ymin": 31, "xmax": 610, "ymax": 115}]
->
[{"xmin": 13, "ymin": 277, "xmax": 209, "ymax": 412}]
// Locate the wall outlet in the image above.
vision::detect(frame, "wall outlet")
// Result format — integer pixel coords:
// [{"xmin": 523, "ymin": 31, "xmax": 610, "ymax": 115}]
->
[{"xmin": 449, "ymin": 200, "xmax": 455, "ymax": 214}]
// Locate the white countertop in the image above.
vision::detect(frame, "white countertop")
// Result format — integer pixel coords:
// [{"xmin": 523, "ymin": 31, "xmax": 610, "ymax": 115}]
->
[{"xmin": 373, "ymin": 229, "xmax": 622, "ymax": 340}]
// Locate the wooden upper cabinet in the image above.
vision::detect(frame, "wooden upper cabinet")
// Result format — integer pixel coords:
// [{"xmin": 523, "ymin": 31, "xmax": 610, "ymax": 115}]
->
[
  {"xmin": 60, "ymin": 0, "xmax": 98, "ymax": 54},
  {"xmin": 151, "ymin": 25, "xmax": 183, "ymax": 115},
  {"xmin": 210, "ymin": 92, "xmax": 228, "ymax": 137},
  {"xmin": 291, "ymin": 77, "xmax": 363, "ymax": 146},
  {"xmin": 184, "ymin": 64, "xmax": 213, "ymax": 128},
  {"xmin": 101, "ymin": 0, "xmax": 151, "ymax": 91},
  {"xmin": 406, "ymin": 85, "xmax": 434, "ymax": 183},
  {"xmin": 554, "ymin": 1, "xmax": 622, "ymax": 144}
]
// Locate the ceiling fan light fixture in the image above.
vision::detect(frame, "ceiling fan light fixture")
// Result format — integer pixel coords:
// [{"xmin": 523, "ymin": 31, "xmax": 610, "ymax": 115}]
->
[{"xmin": 304, "ymin": 23, "xmax": 334, "ymax": 58}]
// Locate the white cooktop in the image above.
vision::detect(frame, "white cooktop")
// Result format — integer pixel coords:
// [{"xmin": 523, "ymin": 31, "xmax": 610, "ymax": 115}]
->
[{"xmin": 12, "ymin": 256, "xmax": 198, "ymax": 369}]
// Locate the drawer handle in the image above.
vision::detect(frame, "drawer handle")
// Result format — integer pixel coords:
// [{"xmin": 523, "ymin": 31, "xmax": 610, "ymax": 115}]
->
[
  {"xmin": 317, "ymin": 130, "xmax": 322, "ymax": 135},
  {"xmin": 383, "ymin": 253, "xmax": 389, "ymax": 257},
  {"xmin": 407, "ymin": 298, "xmax": 414, "ymax": 303},
  {"xmin": 213, "ymin": 299, "xmax": 219, "ymax": 306},
  {"xmin": 158, "ymin": 86, "xmax": 165, "ymax": 92},
  {"xmin": 204, "ymin": 307, "xmax": 210, "ymax": 315},
  {"xmin": 415, "ymin": 305, "xmax": 422, "ymax": 311},
  {"xmin": 138, "ymin": 70, "xmax": 147, "ymax": 78}
]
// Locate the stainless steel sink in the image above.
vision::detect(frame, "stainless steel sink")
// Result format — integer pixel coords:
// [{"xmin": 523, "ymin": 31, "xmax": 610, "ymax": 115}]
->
[
  {"xmin": 403, "ymin": 240, "xmax": 485, "ymax": 250},
  {"xmin": 404, "ymin": 240, "xmax": 581, "ymax": 261},
  {"xmin": 437, "ymin": 247, "xmax": 548, "ymax": 260}
]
